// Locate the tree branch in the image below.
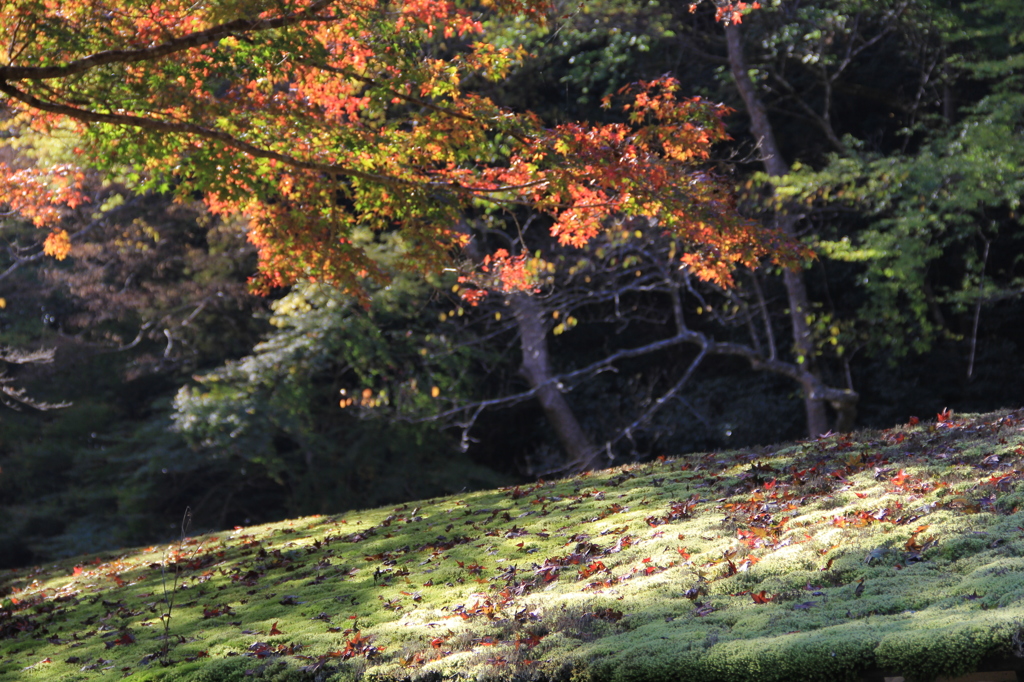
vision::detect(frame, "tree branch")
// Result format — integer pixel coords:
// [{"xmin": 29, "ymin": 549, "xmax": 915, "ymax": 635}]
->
[
  {"xmin": 607, "ymin": 344, "xmax": 708, "ymax": 449},
  {"xmin": 417, "ymin": 320, "xmax": 856, "ymax": 428},
  {"xmin": 0, "ymin": 0, "xmax": 338, "ymax": 82},
  {"xmin": 0, "ymin": 81, "xmax": 554, "ymax": 202},
  {"xmin": 0, "ymin": 194, "xmax": 142, "ymax": 283},
  {"xmin": 0, "ymin": 80, "xmax": 401, "ymax": 185}
]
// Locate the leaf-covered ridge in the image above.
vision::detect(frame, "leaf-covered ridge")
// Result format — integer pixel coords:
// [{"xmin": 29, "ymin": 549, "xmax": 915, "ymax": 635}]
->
[{"xmin": 4, "ymin": 409, "xmax": 1024, "ymax": 681}]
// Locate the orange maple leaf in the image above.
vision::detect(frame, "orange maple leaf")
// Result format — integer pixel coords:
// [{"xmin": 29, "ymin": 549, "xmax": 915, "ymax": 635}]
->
[{"xmin": 43, "ymin": 229, "xmax": 72, "ymax": 261}]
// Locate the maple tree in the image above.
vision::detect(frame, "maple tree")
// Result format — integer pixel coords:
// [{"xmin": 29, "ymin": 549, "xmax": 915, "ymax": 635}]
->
[
  {"xmin": 0, "ymin": 0, "xmax": 787, "ymax": 471},
  {"xmin": 0, "ymin": 0, "xmax": 783, "ymax": 303}
]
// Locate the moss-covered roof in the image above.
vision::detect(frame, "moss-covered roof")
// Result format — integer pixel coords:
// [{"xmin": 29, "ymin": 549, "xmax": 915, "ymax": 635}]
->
[{"xmin": 4, "ymin": 409, "xmax": 1024, "ymax": 682}]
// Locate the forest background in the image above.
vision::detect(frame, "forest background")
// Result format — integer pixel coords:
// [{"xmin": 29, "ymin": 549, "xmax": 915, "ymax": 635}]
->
[{"xmin": 1, "ymin": 0, "xmax": 1022, "ymax": 570}]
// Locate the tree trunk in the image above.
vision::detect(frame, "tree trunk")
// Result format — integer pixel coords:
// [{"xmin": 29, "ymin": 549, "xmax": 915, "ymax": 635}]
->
[
  {"xmin": 510, "ymin": 293, "xmax": 599, "ymax": 471},
  {"xmin": 725, "ymin": 22, "xmax": 834, "ymax": 437}
]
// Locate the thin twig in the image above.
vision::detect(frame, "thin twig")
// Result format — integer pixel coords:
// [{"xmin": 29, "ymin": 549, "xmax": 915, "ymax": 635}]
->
[
  {"xmin": 966, "ymin": 237, "xmax": 990, "ymax": 381},
  {"xmin": 159, "ymin": 507, "xmax": 203, "ymax": 666}
]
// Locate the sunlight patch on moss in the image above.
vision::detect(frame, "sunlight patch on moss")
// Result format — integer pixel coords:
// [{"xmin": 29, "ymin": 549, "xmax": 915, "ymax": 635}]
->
[{"xmin": 4, "ymin": 410, "xmax": 1024, "ymax": 681}]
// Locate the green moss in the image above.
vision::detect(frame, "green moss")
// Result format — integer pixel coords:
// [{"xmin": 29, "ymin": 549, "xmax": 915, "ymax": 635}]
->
[
  {"xmin": 699, "ymin": 627, "xmax": 877, "ymax": 682},
  {"xmin": 4, "ymin": 410, "xmax": 1024, "ymax": 681},
  {"xmin": 875, "ymin": 617, "xmax": 1013, "ymax": 681}
]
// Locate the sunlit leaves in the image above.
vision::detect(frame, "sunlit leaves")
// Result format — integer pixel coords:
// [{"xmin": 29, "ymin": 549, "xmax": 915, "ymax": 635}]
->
[
  {"xmin": 41, "ymin": 229, "xmax": 72, "ymax": 260},
  {"xmin": 688, "ymin": 0, "xmax": 761, "ymax": 25},
  {"xmin": 0, "ymin": 163, "xmax": 87, "ymax": 227},
  {"xmin": 776, "ymin": 90, "xmax": 1024, "ymax": 359},
  {"xmin": 1, "ymin": 0, "xmax": 783, "ymax": 298}
]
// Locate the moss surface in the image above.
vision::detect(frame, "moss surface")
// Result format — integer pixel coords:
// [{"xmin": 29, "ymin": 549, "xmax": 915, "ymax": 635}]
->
[{"xmin": 4, "ymin": 410, "xmax": 1024, "ymax": 681}]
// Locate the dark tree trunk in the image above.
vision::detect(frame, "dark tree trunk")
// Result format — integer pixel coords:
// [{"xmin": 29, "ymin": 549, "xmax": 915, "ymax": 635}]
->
[
  {"xmin": 725, "ymin": 22, "xmax": 852, "ymax": 436},
  {"xmin": 510, "ymin": 293, "xmax": 598, "ymax": 471}
]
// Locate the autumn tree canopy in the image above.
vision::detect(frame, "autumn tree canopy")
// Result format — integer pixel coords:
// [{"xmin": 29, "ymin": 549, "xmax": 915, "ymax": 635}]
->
[
  {"xmin": 0, "ymin": 0, "xmax": 781, "ymax": 299},
  {"xmin": 5, "ymin": 0, "xmax": 1024, "ymax": 569}
]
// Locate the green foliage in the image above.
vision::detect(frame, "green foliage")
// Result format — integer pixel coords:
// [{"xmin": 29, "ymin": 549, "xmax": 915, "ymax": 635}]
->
[
  {"xmin": 0, "ymin": 189, "xmax": 273, "ymax": 563},
  {"xmin": 781, "ymin": 87, "xmax": 1024, "ymax": 358},
  {"xmin": 173, "ymin": 229, "xmax": 510, "ymax": 513},
  {"xmin": 722, "ymin": 0, "xmax": 1024, "ymax": 367},
  {"xmin": 952, "ymin": 0, "xmax": 1024, "ymax": 87}
]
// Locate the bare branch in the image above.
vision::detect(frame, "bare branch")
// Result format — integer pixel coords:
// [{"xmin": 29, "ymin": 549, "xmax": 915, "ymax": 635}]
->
[
  {"xmin": 750, "ymin": 268, "xmax": 776, "ymax": 360},
  {"xmin": 966, "ymin": 236, "xmax": 990, "ymax": 381},
  {"xmin": 417, "ymin": 316, "xmax": 856, "ymax": 429},
  {"xmin": 768, "ymin": 71, "xmax": 846, "ymax": 154},
  {"xmin": 0, "ymin": 349, "xmax": 70, "ymax": 410},
  {"xmin": 0, "ymin": 194, "xmax": 143, "ymax": 283},
  {"xmin": 0, "ymin": 345, "xmax": 55, "ymax": 364},
  {"xmin": 608, "ymin": 344, "xmax": 708, "ymax": 449}
]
